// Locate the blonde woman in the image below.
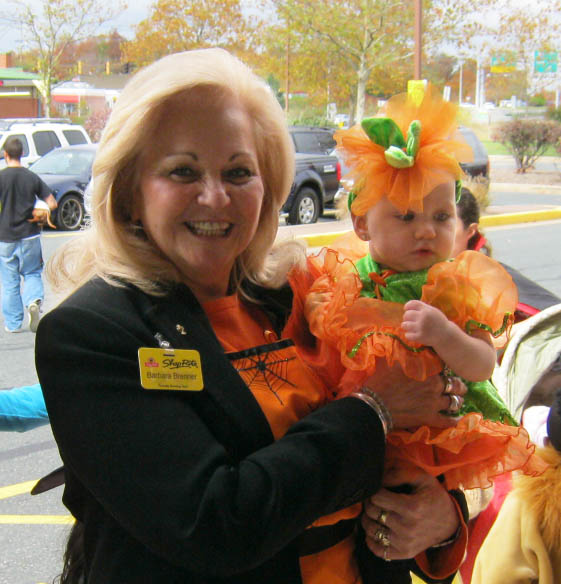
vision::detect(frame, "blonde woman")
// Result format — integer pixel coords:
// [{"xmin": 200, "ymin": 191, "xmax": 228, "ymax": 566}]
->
[{"xmin": 36, "ymin": 49, "xmax": 467, "ymax": 583}]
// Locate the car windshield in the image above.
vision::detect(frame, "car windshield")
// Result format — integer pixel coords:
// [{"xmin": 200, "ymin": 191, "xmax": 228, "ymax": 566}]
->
[{"xmin": 30, "ymin": 149, "xmax": 94, "ymax": 175}]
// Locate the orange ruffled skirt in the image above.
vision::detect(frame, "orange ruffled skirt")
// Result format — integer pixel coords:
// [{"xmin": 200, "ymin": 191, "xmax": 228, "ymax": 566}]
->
[{"xmin": 286, "ymin": 235, "xmax": 548, "ymax": 489}]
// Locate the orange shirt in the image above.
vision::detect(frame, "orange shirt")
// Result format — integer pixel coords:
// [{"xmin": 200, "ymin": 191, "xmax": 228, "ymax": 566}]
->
[
  {"xmin": 203, "ymin": 294, "xmax": 465, "ymax": 584},
  {"xmin": 204, "ymin": 295, "xmax": 362, "ymax": 583}
]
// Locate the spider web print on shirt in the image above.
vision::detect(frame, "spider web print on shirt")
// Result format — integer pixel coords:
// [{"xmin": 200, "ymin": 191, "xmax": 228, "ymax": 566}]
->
[{"xmin": 227, "ymin": 339, "xmax": 296, "ymax": 405}]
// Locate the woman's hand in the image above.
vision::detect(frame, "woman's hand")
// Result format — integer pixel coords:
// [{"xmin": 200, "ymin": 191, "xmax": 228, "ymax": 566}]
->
[
  {"xmin": 361, "ymin": 362, "xmax": 466, "ymax": 430},
  {"xmin": 361, "ymin": 465, "xmax": 461, "ymax": 561}
]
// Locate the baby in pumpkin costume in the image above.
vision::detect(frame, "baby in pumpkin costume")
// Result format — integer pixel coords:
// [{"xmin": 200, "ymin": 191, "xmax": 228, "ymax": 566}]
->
[{"xmin": 288, "ymin": 84, "xmax": 547, "ymax": 491}]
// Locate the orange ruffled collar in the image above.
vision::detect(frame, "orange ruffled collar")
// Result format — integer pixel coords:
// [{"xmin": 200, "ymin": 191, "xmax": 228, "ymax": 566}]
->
[{"xmin": 335, "ymin": 84, "xmax": 473, "ymax": 215}]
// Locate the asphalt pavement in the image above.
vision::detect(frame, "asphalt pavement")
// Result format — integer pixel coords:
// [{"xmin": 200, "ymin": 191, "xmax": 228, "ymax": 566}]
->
[
  {"xmin": 1, "ymin": 167, "xmax": 561, "ymax": 584},
  {"xmin": 3, "ymin": 170, "xmax": 561, "ymax": 391}
]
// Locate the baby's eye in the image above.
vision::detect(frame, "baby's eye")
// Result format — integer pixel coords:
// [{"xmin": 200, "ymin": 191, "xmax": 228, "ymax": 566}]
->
[
  {"xmin": 435, "ymin": 212, "xmax": 451, "ymax": 222},
  {"xmin": 397, "ymin": 212, "xmax": 415, "ymax": 222}
]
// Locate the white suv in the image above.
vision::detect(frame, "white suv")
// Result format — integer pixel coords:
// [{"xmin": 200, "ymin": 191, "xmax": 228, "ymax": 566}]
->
[{"xmin": 0, "ymin": 118, "xmax": 91, "ymax": 169}]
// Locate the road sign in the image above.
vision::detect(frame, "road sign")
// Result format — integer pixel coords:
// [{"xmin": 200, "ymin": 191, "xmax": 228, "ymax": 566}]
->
[
  {"xmin": 490, "ymin": 54, "xmax": 517, "ymax": 73},
  {"xmin": 534, "ymin": 51, "xmax": 558, "ymax": 74}
]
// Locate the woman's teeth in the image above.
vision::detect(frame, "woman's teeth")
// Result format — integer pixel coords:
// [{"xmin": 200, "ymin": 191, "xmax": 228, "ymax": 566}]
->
[{"xmin": 186, "ymin": 221, "xmax": 231, "ymax": 236}]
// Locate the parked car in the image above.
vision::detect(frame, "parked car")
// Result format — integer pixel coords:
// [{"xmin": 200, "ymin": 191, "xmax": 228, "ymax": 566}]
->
[
  {"xmin": 0, "ymin": 118, "xmax": 91, "ymax": 169},
  {"xmin": 282, "ymin": 126, "xmax": 340, "ymax": 224},
  {"xmin": 458, "ymin": 126, "xmax": 489, "ymax": 179},
  {"xmin": 289, "ymin": 125, "xmax": 336, "ymax": 155},
  {"xmin": 29, "ymin": 143, "xmax": 97, "ymax": 231}
]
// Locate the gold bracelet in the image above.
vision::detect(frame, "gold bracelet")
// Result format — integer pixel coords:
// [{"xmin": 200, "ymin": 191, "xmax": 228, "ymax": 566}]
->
[{"xmin": 351, "ymin": 387, "xmax": 394, "ymax": 437}]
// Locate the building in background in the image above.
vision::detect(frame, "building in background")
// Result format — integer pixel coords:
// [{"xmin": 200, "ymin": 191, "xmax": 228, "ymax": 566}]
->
[{"xmin": 0, "ymin": 53, "xmax": 42, "ymax": 118}]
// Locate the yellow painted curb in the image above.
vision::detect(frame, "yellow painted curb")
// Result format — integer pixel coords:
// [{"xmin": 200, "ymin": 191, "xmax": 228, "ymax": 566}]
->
[
  {"xmin": 0, "ymin": 515, "xmax": 74, "ymax": 525},
  {"xmin": 297, "ymin": 208, "xmax": 561, "ymax": 248},
  {"xmin": 480, "ymin": 207, "xmax": 561, "ymax": 226}
]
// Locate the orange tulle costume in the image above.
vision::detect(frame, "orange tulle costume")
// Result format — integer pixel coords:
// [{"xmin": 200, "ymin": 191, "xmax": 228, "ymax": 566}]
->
[{"xmin": 285, "ymin": 86, "xmax": 548, "ymax": 490}]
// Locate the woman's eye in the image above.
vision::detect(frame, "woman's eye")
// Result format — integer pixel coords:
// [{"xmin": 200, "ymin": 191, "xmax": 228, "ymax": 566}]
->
[
  {"xmin": 397, "ymin": 212, "xmax": 415, "ymax": 222},
  {"xmin": 226, "ymin": 167, "xmax": 252, "ymax": 182},
  {"xmin": 170, "ymin": 166, "xmax": 197, "ymax": 180}
]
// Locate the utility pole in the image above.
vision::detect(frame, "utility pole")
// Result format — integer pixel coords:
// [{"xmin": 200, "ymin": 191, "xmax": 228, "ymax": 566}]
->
[
  {"xmin": 414, "ymin": 0, "xmax": 422, "ymax": 79},
  {"xmin": 458, "ymin": 60, "xmax": 463, "ymax": 104}
]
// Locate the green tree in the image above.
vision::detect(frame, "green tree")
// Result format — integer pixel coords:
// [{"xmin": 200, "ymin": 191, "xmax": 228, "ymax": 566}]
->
[
  {"xmin": 271, "ymin": 0, "xmax": 413, "ymax": 124},
  {"xmin": 0, "ymin": 0, "xmax": 125, "ymax": 116},
  {"xmin": 122, "ymin": 0, "xmax": 254, "ymax": 67}
]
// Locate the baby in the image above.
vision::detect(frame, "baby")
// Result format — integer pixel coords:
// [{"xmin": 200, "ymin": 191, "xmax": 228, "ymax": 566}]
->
[{"xmin": 290, "ymin": 85, "xmax": 547, "ymax": 490}]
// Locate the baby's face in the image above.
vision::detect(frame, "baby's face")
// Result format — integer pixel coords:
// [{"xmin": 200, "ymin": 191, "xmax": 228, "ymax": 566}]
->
[{"xmin": 352, "ymin": 181, "xmax": 457, "ymax": 272}]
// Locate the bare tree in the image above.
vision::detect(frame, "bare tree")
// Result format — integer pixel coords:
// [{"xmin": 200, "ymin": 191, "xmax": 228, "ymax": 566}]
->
[{"xmin": 1, "ymin": 0, "xmax": 125, "ymax": 116}]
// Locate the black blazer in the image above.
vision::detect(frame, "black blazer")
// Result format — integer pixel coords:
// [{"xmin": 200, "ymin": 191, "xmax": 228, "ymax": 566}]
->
[{"xmin": 36, "ymin": 278, "xmax": 390, "ymax": 583}]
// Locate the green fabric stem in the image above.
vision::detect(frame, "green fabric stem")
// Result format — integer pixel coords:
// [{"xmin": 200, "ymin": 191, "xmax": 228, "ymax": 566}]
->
[
  {"xmin": 465, "ymin": 313, "xmax": 513, "ymax": 338},
  {"xmin": 406, "ymin": 120, "xmax": 421, "ymax": 158},
  {"xmin": 385, "ymin": 146, "xmax": 415, "ymax": 168},
  {"xmin": 348, "ymin": 330, "xmax": 436, "ymax": 359}
]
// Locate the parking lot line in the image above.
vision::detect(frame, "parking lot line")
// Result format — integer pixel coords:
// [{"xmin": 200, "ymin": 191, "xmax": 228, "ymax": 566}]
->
[
  {"xmin": 0, "ymin": 480, "xmax": 36, "ymax": 499},
  {"xmin": 0, "ymin": 514, "xmax": 74, "ymax": 524}
]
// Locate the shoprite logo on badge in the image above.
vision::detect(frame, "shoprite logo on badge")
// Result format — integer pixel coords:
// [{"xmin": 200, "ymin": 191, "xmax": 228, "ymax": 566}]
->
[{"xmin": 138, "ymin": 348, "xmax": 203, "ymax": 391}]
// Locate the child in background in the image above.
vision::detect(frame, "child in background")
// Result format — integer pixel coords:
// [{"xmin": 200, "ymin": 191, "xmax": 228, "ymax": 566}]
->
[
  {"xmin": 0, "ymin": 383, "xmax": 49, "ymax": 432},
  {"xmin": 471, "ymin": 388, "xmax": 561, "ymax": 584},
  {"xmin": 289, "ymin": 84, "xmax": 546, "ymax": 491}
]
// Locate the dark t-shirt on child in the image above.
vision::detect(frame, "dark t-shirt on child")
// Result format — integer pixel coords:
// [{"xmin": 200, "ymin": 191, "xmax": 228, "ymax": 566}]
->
[{"xmin": 0, "ymin": 166, "xmax": 52, "ymax": 242}]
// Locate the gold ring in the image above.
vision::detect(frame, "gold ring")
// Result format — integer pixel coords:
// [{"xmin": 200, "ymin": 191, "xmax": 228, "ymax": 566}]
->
[
  {"xmin": 383, "ymin": 546, "xmax": 391, "ymax": 561},
  {"xmin": 448, "ymin": 393, "xmax": 461, "ymax": 414},
  {"xmin": 374, "ymin": 526, "xmax": 391, "ymax": 547},
  {"xmin": 442, "ymin": 376, "xmax": 453, "ymax": 395},
  {"xmin": 378, "ymin": 509, "xmax": 389, "ymax": 526}
]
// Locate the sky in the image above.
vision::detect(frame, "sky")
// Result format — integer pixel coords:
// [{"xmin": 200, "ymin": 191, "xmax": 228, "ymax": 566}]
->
[{"xmin": 0, "ymin": 0, "xmax": 153, "ymax": 54}]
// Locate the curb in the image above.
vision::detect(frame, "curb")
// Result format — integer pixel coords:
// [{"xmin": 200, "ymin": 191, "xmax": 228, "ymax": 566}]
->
[
  {"xmin": 490, "ymin": 182, "xmax": 561, "ymax": 194},
  {"xmin": 297, "ymin": 206, "xmax": 561, "ymax": 248},
  {"xmin": 480, "ymin": 207, "xmax": 561, "ymax": 227}
]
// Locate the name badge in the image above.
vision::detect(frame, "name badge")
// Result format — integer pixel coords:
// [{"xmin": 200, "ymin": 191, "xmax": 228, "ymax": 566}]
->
[{"xmin": 138, "ymin": 347, "xmax": 203, "ymax": 391}]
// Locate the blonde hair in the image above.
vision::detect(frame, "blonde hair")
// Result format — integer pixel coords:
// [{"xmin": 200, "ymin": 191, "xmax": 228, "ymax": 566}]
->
[{"xmin": 48, "ymin": 48, "xmax": 298, "ymax": 297}]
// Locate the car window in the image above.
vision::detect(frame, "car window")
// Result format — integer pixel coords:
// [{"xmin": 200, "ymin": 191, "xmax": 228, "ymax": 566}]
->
[
  {"xmin": 33, "ymin": 131, "xmax": 61, "ymax": 156},
  {"xmin": 292, "ymin": 132, "xmax": 322, "ymax": 154},
  {"xmin": 30, "ymin": 148, "xmax": 95, "ymax": 175},
  {"xmin": 317, "ymin": 131, "xmax": 336, "ymax": 154},
  {"xmin": 63, "ymin": 129, "xmax": 88, "ymax": 145},
  {"xmin": 0, "ymin": 133, "xmax": 30, "ymax": 159}
]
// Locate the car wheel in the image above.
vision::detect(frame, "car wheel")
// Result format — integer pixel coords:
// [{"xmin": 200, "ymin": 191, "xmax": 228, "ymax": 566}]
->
[
  {"xmin": 55, "ymin": 193, "xmax": 85, "ymax": 231},
  {"xmin": 288, "ymin": 187, "xmax": 320, "ymax": 225}
]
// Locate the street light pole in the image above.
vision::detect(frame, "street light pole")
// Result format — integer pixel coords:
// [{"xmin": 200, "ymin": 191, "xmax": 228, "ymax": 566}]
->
[{"xmin": 414, "ymin": 0, "xmax": 422, "ymax": 79}]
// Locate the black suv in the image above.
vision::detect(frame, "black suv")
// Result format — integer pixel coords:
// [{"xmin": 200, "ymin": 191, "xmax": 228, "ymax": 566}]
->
[{"xmin": 282, "ymin": 126, "xmax": 340, "ymax": 224}]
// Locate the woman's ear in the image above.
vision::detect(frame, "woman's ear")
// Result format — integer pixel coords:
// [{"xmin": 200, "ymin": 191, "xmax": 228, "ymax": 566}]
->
[{"xmin": 352, "ymin": 213, "xmax": 370, "ymax": 241}]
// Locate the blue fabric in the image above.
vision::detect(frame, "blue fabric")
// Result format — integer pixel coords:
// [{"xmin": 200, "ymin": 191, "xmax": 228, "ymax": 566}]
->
[
  {"xmin": 0, "ymin": 236, "xmax": 44, "ymax": 330},
  {"xmin": 0, "ymin": 383, "xmax": 49, "ymax": 432}
]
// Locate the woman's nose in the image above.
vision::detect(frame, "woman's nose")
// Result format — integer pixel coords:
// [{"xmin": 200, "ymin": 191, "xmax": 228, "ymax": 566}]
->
[{"xmin": 197, "ymin": 179, "xmax": 229, "ymax": 208}]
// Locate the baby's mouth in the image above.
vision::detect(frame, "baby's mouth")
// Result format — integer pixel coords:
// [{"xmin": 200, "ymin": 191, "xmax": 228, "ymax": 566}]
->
[{"xmin": 185, "ymin": 221, "xmax": 232, "ymax": 237}]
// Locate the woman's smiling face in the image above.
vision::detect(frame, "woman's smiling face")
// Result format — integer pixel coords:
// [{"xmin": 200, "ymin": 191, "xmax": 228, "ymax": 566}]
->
[{"xmin": 133, "ymin": 89, "xmax": 265, "ymax": 302}]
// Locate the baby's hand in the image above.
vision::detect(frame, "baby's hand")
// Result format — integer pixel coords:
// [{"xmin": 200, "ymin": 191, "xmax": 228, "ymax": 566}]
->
[{"xmin": 401, "ymin": 300, "xmax": 450, "ymax": 347}]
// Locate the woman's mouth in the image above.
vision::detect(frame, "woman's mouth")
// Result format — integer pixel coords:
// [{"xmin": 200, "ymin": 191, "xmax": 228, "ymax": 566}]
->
[{"xmin": 185, "ymin": 221, "xmax": 232, "ymax": 236}]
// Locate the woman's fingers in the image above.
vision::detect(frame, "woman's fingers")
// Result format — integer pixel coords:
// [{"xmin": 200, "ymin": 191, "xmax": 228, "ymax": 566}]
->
[{"xmin": 363, "ymin": 470, "xmax": 461, "ymax": 559}]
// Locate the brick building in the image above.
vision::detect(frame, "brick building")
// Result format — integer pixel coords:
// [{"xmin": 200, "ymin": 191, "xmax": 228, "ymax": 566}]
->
[{"xmin": 0, "ymin": 53, "xmax": 42, "ymax": 118}]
